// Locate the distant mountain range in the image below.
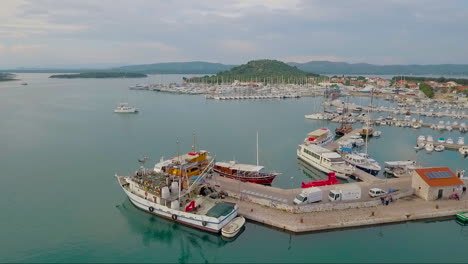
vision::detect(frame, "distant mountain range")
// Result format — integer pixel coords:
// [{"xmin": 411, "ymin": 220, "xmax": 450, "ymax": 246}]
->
[
  {"xmin": 289, "ymin": 61, "xmax": 468, "ymax": 75},
  {"xmin": 2, "ymin": 61, "xmax": 468, "ymax": 75}
]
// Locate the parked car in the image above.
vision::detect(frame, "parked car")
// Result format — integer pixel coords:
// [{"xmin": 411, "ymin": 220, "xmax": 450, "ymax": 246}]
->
[{"xmin": 369, "ymin": 188, "xmax": 386, "ymax": 197}]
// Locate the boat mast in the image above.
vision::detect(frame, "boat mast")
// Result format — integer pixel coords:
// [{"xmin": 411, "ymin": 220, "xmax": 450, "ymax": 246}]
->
[
  {"xmin": 192, "ymin": 130, "xmax": 196, "ymax": 153},
  {"xmin": 256, "ymin": 131, "xmax": 259, "ymax": 167}
]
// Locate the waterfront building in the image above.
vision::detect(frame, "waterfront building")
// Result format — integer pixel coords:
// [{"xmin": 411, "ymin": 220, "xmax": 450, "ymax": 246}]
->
[{"xmin": 411, "ymin": 167, "xmax": 464, "ymax": 201}]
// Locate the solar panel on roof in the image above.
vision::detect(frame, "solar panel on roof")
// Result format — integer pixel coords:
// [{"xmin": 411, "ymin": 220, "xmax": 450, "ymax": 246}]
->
[{"xmin": 426, "ymin": 171, "xmax": 452, "ymax": 179}]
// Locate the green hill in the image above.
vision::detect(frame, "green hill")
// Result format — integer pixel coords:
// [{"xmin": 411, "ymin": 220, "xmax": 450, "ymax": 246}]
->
[
  {"xmin": 49, "ymin": 72, "xmax": 147, "ymax": 79},
  {"xmin": 185, "ymin": 59, "xmax": 319, "ymax": 83}
]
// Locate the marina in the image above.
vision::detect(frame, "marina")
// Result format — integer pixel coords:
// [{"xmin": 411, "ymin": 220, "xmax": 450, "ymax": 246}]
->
[{"xmin": 1, "ymin": 73, "xmax": 468, "ymax": 263}]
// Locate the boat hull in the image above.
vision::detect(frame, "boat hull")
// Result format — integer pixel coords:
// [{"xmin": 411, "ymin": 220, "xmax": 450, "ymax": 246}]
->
[
  {"xmin": 214, "ymin": 170, "xmax": 277, "ymax": 184},
  {"xmin": 355, "ymin": 165, "xmax": 380, "ymax": 176},
  {"xmin": 118, "ymin": 179, "xmax": 238, "ymax": 233}
]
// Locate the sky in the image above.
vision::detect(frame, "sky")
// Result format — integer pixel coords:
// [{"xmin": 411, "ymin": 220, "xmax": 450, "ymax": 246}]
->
[{"xmin": 1, "ymin": 0, "xmax": 468, "ymax": 68}]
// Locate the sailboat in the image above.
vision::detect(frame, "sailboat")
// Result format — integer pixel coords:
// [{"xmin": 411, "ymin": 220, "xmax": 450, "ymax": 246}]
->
[
  {"xmin": 213, "ymin": 132, "xmax": 280, "ymax": 184},
  {"xmin": 335, "ymin": 97, "xmax": 353, "ymax": 137}
]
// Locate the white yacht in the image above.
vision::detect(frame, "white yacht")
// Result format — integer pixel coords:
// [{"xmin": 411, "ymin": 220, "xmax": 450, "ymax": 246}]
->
[
  {"xmin": 342, "ymin": 152, "xmax": 381, "ymax": 176},
  {"xmin": 114, "ymin": 103, "xmax": 138, "ymax": 113},
  {"xmin": 297, "ymin": 144, "xmax": 354, "ymax": 179}
]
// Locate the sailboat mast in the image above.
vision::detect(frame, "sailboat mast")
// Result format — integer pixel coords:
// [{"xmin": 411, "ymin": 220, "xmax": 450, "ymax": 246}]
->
[
  {"xmin": 256, "ymin": 131, "xmax": 259, "ymax": 167},
  {"xmin": 192, "ymin": 130, "xmax": 196, "ymax": 153}
]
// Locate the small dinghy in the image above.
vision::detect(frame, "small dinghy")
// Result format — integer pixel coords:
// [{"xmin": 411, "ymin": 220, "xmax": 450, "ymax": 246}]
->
[{"xmin": 221, "ymin": 216, "xmax": 245, "ymax": 238}]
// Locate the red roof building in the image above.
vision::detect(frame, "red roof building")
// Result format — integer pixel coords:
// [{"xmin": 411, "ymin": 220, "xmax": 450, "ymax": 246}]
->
[{"xmin": 412, "ymin": 167, "xmax": 464, "ymax": 200}]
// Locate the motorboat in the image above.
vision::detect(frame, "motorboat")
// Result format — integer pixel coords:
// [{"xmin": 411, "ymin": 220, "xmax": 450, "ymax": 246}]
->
[
  {"xmin": 414, "ymin": 142, "xmax": 425, "ymax": 150},
  {"xmin": 305, "ymin": 113, "xmax": 327, "ymax": 120},
  {"xmin": 372, "ymin": 130, "xmax": 382, "ymax": 137},
  {"xmin": 114, "ymin": 103, "xmax": 138, "ymax": 113},
  {"xmin": 412, "ymin": 122, "xmax": 421, "ymax": 129},
  {"xmin": 384, "ymin": 160, "xmax": 419, "ymax": 176},
  {"xmin": 459, "ymin": 146, "xmax": 468, "ymax": 156},
  {"xmin": 446, "ymin": 125, "xmax": 453, "ymax": 131},
  {"xmin": 427, "ymin": 136, "xmax": 434, "ymax": 143},
  {"xmin": 437, "ymin": 121, "xmax": 445, "ymax": 130},
  {"xmin": 425, "ymin": 143, "xmax": 434, "ymax": 152},
  {"xmin": 437, "ymin": 137, "xmax": 446, "ymax": 144},
  {"xmin": 342, "ymin": 151, "xmax": 381, "ymax": 176},
  {"xmin": 221, "ymin": 216, "xmax": 245, "ymax": 238},
  {"xmin": 417, "ymin": 135, "xmax": 426, "ymax": 142},
  {"xmin": 435, "ymin": 145, "xmax": 445, "ymax": 152},
  {"xmin": 446, "ymin": 138, "xmax": 454, "ymax": 144},
  {"xmin": 458, "ymin": 137, "xmax": 465, "ymax": 145}
]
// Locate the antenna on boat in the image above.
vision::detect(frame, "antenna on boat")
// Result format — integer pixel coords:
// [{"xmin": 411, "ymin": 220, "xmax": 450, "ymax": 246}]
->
[{"xmin": 256, "ymin": 131, "xmax": 259, "ymax": 167}]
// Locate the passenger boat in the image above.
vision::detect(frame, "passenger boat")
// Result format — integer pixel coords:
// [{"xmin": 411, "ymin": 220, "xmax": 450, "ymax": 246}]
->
[
  {"xmin": 297, "ymin": 144, "xmax": 354, "ymax": 179},
  {"xmin": 303, "ymin": 128, "xmax": 334, "ymax": 147},
  {"xmin": 214, "ymin": 132, "xmax": 279, "ymax": 184},
  {"xmin": 114, "ymin": 102, "xmax": 138, "ymax": 113},
  {"xmin": 221, "ymin": 216, "xmax": 245, "ymax": 238},
  {"xmin": 115, "ymin": 161, "xmax": 238, "ymax": 233}
]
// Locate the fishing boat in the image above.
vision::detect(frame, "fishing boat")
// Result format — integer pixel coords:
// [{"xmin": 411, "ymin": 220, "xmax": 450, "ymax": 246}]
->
[
  {"xmin": 297, "ymin": 144, "xmax": 354, "ymax": 179},
  {"xmin": 303, "ymin": 128, "xmax": 334, "ymax": 147},
  {"xmin": 221, "ymin": 216, "xmax": 245, "ymax": 238},
  {"xmin": 115, "ymin": 160, "xmax": 238, "ymax": 233},
  {"xmin": 114, "ymin": 102, "xmax": 138, "ymax": 113},
  {"xmin": 301, "ymin": 172, "xmax": 339, "ymax": 188},
  {"xmin": 214, "ymin": 132, "xmax": 279, "ymax": 184}
]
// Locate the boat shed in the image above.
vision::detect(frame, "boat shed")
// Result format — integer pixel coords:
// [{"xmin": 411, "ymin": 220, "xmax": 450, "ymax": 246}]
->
[{"xmin": 411, "ymin": 167, "xmax": 464, "ymax": 201}]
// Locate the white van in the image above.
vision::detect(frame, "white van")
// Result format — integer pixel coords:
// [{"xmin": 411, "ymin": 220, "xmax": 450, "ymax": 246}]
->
[
  {"xmin": 328, "ymin": 184, "xmax": 361, "ymax": 201},
  {"xmin": 293, "ymin": 187, "xmax": 323, "ymax": 205}
]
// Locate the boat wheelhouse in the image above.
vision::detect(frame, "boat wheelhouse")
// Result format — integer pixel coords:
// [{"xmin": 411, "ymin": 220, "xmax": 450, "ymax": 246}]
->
[
  {"xmin": 154, "ymin": 150, "xmax": 212, "ymax": 178},
  {"xmin": 303, "ymin": 128, "xmax": 334, "ymax": 147}
]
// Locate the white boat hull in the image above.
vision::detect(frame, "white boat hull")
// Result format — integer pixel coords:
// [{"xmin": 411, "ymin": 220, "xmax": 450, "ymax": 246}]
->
[{"xmin": 118, "ymin": 179, "xmax": 238, "ymax": 233}]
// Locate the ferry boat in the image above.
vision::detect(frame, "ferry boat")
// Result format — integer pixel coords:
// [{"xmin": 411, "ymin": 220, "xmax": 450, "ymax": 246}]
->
[
  {"xmin": 114, "ymin": 102, "xmax": 138, "ymax": 113},
  {"xmin": 297, "ymin": 144, "xmax": 354, "ymax": 179},
  {"xmin": 303, "ymin": 128, "xmax": 334, "ymax": 147},
  {"xmin": 115, "ymin": 163, "xmax": 238, "ymax": 233}
]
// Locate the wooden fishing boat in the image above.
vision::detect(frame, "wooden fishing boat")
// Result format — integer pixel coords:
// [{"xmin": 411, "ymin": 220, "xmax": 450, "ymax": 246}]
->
[{"xmin": 213, "ymin": 161, "xmax": 279, "ymax": 184}]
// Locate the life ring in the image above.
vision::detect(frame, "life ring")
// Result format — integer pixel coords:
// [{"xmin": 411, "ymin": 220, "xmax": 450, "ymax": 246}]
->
[
  {"xmin": 149, "ymin": 207, "xmax": 154, "ymax": 212},
  {"xmin": 202, "ymin": 221, "xmax": 207, "ymax": 227},
  {"xmin": 172, "ymin": 214, "xmax": 177, "ymax": 221}
]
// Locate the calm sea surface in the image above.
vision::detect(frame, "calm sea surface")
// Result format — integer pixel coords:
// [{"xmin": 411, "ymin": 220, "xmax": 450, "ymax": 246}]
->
[{"xmin": 0, "ymin": 73, "xmax": 467, "ymax": 263}]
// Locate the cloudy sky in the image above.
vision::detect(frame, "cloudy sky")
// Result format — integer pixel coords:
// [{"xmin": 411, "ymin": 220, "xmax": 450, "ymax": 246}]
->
[{"xmin": 1, "ymin": 0, "xmax": 468, "ymax": 68}]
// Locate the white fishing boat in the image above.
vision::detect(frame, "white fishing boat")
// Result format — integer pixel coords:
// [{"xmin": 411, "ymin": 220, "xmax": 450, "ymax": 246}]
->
[
  {"xmin": 303, "ymin": 128, "xmax": 334, "ymax": 147},
  {"xmin": 425, "ymin": 143, "xmax": 434, "ymax": 152},
  {"xmin": 115, "ymin": 159, "xmax": 238, "ymax": 233},
  {"xmin": 114, "ymin": 103, "xmax": 138, "ymax": 113},
  {"xmin": 435, "ymin": 145, "xmax": 445, "ymax": 152},
  {"xmin": 221, "ymin": 216, "xmax": 245, "ymax": 238},
  {"xmin": 297, "ymin": 144, "xmax": 354, "ymax": 179}
]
